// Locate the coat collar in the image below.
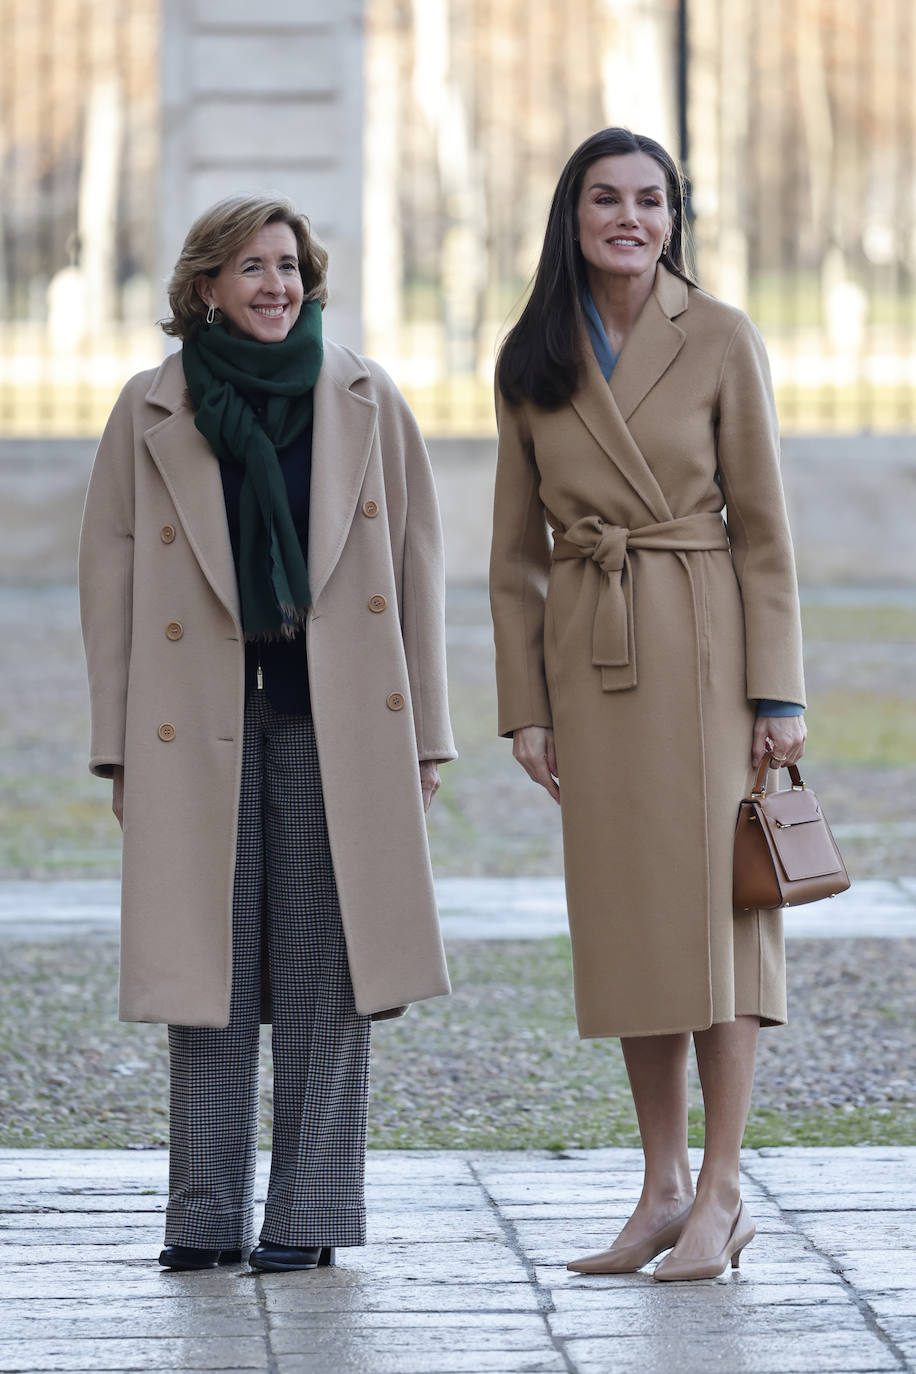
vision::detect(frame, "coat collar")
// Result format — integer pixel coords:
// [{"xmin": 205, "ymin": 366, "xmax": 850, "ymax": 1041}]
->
[
  {"xmin": 141, "ymin": 337, "xmax": 378, "ymax": 621},
  {"xmin": 570, "ymin": 266, "xmax": 688, "ymax": 522}
]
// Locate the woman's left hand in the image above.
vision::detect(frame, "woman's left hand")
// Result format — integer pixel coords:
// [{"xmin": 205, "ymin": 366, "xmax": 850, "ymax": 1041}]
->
[
  {"xmin": 419, "ymin": 760, "xmax": 441, "ymax": 812},
  {"xmin": 752, "ymin": 715, "xmax": 807, "ymax": 769}
]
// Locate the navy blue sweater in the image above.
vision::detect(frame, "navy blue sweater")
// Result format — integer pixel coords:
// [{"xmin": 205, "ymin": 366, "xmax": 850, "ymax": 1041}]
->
[{"xmin": 219, "ymin": 428, "xmax": 312, "ymax": 717}]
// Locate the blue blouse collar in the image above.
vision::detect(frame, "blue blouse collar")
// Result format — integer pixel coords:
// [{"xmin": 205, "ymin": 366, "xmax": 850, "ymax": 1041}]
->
[{"xmin": 582, "ymin": 286, "xmax": 619, "ymax": 381}]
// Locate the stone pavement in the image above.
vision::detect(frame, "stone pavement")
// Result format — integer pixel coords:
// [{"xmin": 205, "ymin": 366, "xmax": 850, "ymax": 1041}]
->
[
  {"xmin": 3, "ymin": 876, "xmax": 916, "ymax": 941},
  {"xmin": 1, "ymin": 1147, "xmax": 914, "ymax": 1374}
]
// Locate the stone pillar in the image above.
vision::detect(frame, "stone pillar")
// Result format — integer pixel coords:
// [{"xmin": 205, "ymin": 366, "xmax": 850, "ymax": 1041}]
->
[{"xmin": 159, "ymin": 0, "xmax": 364, "ymax": 349}]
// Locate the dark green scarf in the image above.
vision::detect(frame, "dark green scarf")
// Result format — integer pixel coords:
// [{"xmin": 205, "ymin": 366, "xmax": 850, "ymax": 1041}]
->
[{"xmin": 182, "ymin": 300, "xmax": 324, "ymax": 639}]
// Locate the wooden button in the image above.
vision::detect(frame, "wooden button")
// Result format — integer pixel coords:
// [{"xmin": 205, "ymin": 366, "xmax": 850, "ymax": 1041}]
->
[
  {"xmin": 386, "ymin": 692, "xmax": 405, "ymax": 712},
  {"xmin": 157, "ymin": 723, "xmax": 176, "ymax": 742},
  {"xmin": 160, "ymin": 525, "xmax": 176, "ymax": 544},
  {"xmin": 362, "ymin": 499, "xmax": 379, "ymax": 518},
  {"xmin": 165, "ymin": 621, "xmax": 183, "ymax": 641},
  {"xmin": 368, "ymin": 595, "xmax": 387, "ymax": 613}
]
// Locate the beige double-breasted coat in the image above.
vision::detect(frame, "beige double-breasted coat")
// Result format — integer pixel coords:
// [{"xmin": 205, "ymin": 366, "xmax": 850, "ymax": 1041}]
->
[
  {"xmin": 490, "ymin": 266, "xmax": 805, "ymax": 1038},
  {"xmin": 80, "ymin": 341, "xmax": 455, "ymax": 1027}
]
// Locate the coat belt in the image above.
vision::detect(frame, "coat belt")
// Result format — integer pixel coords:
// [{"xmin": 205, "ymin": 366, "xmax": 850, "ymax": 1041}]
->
[{"xmin": 551, "ymin": 511, "xmax": 730, "ymax": 691}]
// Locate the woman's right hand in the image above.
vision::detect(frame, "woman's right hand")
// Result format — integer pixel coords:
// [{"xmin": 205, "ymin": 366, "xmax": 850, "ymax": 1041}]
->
[
  {"xmin": 112, "ymin": 765, "xmax": 125, "ymax": 830},
  {"xmin": 512, "ymin": 726, "xmax": 560, "ymax": 804}
]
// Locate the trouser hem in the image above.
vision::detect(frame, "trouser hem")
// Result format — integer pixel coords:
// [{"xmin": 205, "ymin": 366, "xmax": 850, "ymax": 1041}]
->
[
  {"xmin": 164, "ymin": 1203, "xmax": 257, "ymax": 1249},
  {"xmin": 260, "ymin": 1204, "xmax": 367, "ymax": 1247}
]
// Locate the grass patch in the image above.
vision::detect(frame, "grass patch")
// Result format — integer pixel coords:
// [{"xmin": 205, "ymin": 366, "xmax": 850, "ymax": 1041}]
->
[
  {"xmin": 742, "ymin": 1106, "xmax": 916, "ymax": 1148},
  {"xmin": 802, "ymin": 603, "xmax": 916, "ymax": 644},
  {"xmin": 804, "ymin": 691, "xmax": 916, "ymax": 766},
  {"xmin": 0, "ymin": 592, "xmax": 913, "ymax": 879},
  {"xmin": 0, "ymin": 787, "xmax": 121, "ymax": 877}
]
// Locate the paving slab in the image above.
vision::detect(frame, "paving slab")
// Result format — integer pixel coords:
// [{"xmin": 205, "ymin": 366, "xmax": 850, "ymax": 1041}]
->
[
  {"xmin": 0, "ymin": 1338, "xmax": 269, "ymax": 1372},
  {"xmin": 562, "ymin": 1331, "xmax": 901, "ymax": 1374},
  {"xmin": 0, "ymin": 1148, "xmax": 913, "ymax": 1374},
  {"xmin": 0, "ymin": 1298, "xmax": 266, "ymax": 1339},
  {"xmin": 273, "ymin": 1354, "xmax": 568, "ymax": 1374}
]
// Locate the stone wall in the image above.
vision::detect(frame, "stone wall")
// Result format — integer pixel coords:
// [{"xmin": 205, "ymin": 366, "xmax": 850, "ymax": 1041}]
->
[
  {"xmin": 159, "ymin": 0, "xmax": 364, "ymax": 349},
  {"xmin": 1, "ymin": 436, "xmax": 914, "ymax": 589},
  {"xmin": 430, "ymin": 434, "xmax": 916, "ymax": 589}
]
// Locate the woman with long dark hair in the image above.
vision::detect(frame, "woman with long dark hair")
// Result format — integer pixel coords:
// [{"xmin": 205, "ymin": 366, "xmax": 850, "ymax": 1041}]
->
[{"xmin": 490, "ymin": 128, "xmax": 805, "ymax": 1280}]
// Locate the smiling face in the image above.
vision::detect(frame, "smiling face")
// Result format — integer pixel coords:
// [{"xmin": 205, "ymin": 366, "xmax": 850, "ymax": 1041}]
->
[
  {"xmin": 575, "ymin": 151, "xmax": 674, "ymax": 286},
  {"xmin": 197, "ymin": 221, "xmax": 304, "ymax": 342}
]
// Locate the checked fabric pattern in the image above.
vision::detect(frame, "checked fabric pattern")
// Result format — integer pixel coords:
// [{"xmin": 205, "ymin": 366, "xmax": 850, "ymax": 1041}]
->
[{"xmin": 165, "ymin": 695, "xmax": 371, "ymax": 1250}]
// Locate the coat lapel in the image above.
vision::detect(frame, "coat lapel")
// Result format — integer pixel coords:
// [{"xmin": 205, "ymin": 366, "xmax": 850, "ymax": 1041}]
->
[
  {"xmin": 609, "ymin": 266, "xmax": 688, "ymax": 422},
  {"xmin": 142, "ymin": 341, "xmax": 378, "ymax": 620},
  {"xmin": 570, "ymin": 266, "xmax": 689, "ymax": 522},
  {"xmin": 308, "ymin": 341, "xmax": 378, "ymax": 606},
  {"xmin": 143, "ymin": 355, "xmax": 241, "ymax": 627},
  {"xmin": 571, "ymin": 345, "xmax": 671, "ymax": 522}
]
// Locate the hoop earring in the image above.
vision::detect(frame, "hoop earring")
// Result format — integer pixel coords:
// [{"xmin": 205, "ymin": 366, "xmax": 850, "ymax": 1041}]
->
[{"xmin": 205, "ymin": 302, "xmax": 216, "ymax": 326}]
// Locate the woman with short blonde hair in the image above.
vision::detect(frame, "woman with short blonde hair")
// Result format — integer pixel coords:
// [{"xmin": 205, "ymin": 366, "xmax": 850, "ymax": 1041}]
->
[
  {"xmin": 162, "ymin": 194, "xmax": 329, "ymax": 339},
  {"xmin": 80, "ymin": 193, "xmax": 454, "ymax": 1272}
]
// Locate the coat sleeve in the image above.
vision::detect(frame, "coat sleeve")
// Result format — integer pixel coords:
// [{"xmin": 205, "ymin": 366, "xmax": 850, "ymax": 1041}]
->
[
  {"xmin": 78, "ymin": 378, "xmax": 139, "ymax": 778},
  {"xmin": 715, "ymin": 316, "xmax": 806, "ymax": 707},
  {"xmin": 489, "ymin": 388, "xmax": 553, "ymax": 737},
  {"xmin": 378, "ymin": 377, "xmax": 457, "ymax": 764}
]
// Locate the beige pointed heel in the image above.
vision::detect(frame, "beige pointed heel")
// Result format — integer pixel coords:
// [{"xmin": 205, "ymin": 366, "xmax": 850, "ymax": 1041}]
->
[
  {"xmin": 653, "ymin": 1201, "xmax": 755, "ymax": 1282},
  {"xmin": 566, "ymin": 1203, "xmax": 692, "ymax": 1274}
]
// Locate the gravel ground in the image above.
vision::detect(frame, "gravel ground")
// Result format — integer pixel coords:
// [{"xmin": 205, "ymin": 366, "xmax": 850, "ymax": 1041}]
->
[
  {"xmin": 1, "ymin": 583, "xmax": 914, "ymax": 1149},
  {"xmin": 0, "ymin": 936, "xmax": 913, "ymax": 1151}
]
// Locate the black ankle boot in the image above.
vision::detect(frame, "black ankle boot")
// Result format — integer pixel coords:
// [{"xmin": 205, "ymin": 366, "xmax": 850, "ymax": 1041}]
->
[
  {"xmin": 248, "ymin": 1242, "xmax": 335, "ymax": 1272},
  {"xmin": 158, "ymin": 1245, "xmax": 243, "ymax": 1270}
]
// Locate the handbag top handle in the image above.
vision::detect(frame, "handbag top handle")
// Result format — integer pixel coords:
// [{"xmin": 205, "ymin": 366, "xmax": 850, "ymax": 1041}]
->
[{"xmin": 751, "ymin": 752, "xmax": 805, "ymax": 799}]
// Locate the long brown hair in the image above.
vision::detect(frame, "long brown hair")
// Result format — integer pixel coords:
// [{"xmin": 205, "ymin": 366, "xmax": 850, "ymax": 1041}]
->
[{"xmin": 497, "ymin": 128, "xmax": 693, "ymax": 408}]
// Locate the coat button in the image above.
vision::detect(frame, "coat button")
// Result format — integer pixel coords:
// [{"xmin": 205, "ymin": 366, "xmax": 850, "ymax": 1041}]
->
[
  {"xmin": 158, "ymin": 723, "xmax": 176, "ymax": 742},
  {"xmin": 165, "ymin": 621, "xmax": 183, "ymax": 641},
  {"xmin": 160, "ymin": 525, "xmax": 176, "ymax": 544},
  {"xmin": 368, "ymin": 594, "xmax": 387, "ymax": 613},
  {"xmin": 362, "ymin": 499, "xmax": 379, "ymax": 518},
  {"xmin": 386, "ymin": 692, "xmax": 405, "ymax": 712}
]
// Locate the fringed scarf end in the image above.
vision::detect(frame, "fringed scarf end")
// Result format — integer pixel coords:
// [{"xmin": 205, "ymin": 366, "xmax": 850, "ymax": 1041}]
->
[{"xmin": 243, "ymin": 603, "xmax": 310, "ymax": 644}]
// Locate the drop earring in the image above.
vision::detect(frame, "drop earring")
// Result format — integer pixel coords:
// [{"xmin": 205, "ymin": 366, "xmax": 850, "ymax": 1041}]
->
[{"xmin": 206, "ymin": 302, "xmax": 216, "ymax": 326}]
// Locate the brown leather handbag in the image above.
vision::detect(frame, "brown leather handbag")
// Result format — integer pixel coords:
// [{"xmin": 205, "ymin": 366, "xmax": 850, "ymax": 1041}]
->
[{"xmin": 733, "ymin": 754, "xmax": 850, "ymax": 910}]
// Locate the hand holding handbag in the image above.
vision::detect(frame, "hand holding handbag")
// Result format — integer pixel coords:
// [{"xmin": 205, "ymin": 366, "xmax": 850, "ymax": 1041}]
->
[{"xmin": 733, "ymin": 753, "xmax": 850, "ymax": 910}]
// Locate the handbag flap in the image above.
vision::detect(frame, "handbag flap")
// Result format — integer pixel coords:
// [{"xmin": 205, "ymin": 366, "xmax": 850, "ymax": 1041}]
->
[
  {"xmin": 758, "ymin": 789, "xmax": 844, "ymax": 881},
  {"xmin": 762, "ymin": 788, "xmax": 821, "ymax": 826}
]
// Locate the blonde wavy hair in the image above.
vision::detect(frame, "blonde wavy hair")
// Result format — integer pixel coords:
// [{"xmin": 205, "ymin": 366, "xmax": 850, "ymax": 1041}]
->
[{"xmin": 161, "ymin": 193, "xmax": 329, "ymax": 340}]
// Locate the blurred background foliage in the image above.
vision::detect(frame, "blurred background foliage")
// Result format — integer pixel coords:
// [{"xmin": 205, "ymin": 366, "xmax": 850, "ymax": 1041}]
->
[{"xmin": 1, "ymin": 0, "xmax": 914, "ymax": 437}]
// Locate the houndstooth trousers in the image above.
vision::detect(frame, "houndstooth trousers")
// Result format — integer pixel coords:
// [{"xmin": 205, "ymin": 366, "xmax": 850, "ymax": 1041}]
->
[{"xmin": 165, "ymin": 694, "xmax": 371, "ymax": 1250}]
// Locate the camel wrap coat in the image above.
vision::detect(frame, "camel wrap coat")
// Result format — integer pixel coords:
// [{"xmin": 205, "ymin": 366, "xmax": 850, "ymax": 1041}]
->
[
  {"xmin": 80, "ymin": 340, "xmax": 455, "ymax": 1026},
  {"xmin": 490, "ymin": 266, "xmax": 805, "ymax": 1039}
]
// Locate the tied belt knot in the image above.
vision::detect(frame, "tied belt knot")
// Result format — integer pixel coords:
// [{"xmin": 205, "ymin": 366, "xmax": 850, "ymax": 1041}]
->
[{"xmin": 551, "ymin": 511, "xmax": 730, "ymax": 691}]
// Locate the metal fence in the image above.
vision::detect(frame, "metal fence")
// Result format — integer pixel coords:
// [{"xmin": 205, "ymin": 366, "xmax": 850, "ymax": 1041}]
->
[
  {"xmin": 685, "ymin": 0, "xmax": 916, "ymax": 433},
  {"xmin": 367, "ymin": 0, "xmax": 916, "ymax": 435},
  {"xmin": 2, "ymin": 0, "xmax": 914, "ymax": 437}
]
